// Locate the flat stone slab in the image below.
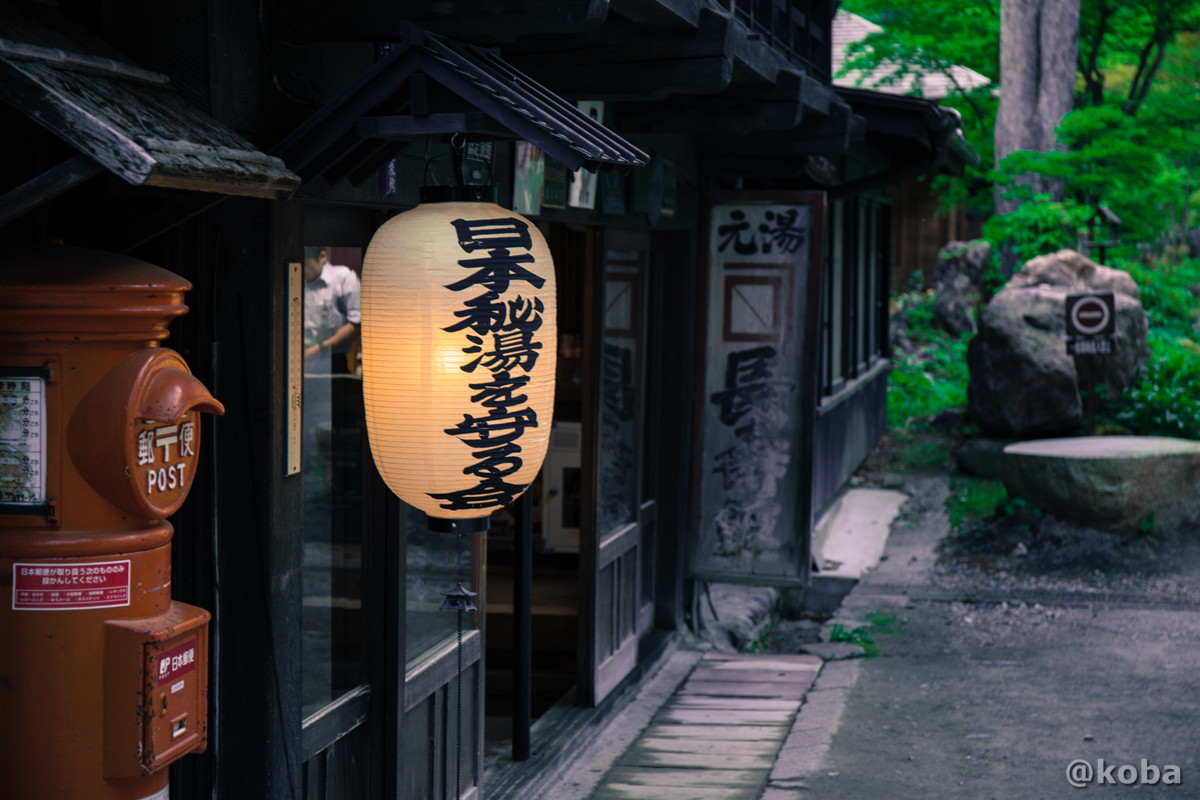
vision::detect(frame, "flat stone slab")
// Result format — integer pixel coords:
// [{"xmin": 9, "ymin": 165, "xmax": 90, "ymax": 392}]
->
[
  {"xmin": 812, "ymin": 488, "xmax": 908, "ymax": 578},
  {"xmin": 1002, "ymin": 436, "xmax": 1200, "ymax": 530}
]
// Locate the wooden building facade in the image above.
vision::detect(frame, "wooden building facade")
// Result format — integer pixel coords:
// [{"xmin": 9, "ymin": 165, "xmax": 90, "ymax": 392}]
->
[{"xmin": 0, "ymin": 2, "xmax": 971, "ymax": 798}]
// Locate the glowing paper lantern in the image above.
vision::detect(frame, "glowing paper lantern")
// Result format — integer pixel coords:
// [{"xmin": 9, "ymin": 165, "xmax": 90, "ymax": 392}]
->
[{"xmin": 361, "ymin": 187, "xmax": 556, "ymax": 526}]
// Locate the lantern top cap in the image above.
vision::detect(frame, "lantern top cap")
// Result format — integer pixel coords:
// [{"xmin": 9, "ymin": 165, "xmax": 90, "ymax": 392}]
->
[{"xmin": 419, "ymin": 185, "xmax": 498, "ymax": 204}]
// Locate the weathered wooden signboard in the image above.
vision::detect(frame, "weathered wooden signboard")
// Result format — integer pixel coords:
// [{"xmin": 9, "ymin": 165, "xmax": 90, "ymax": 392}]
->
[{"xmin": 693, "ymin": 193, "xmax": 824, "ymax": 585}]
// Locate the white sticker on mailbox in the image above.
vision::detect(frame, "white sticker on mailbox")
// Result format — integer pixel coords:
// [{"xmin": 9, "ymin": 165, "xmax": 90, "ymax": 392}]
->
[
  {"xmin": 12, "ymin": 560, "xmax": 131, "ymax": 610},
  {"xmin": 0, "ymin": 376, "xmax": 47, "ymax": 505}
]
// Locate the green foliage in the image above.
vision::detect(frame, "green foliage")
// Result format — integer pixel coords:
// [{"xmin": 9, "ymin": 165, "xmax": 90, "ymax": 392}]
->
[
  {"xmin": 827, "ymin": 622, "xmax": 877, "ymax": 657},
  {"xmin": 1080, "ymin": 1, "xmax": 1200, "ymax": 112},
  {"xmin": 1120, "ymin": 258, "xmax": 1200, "ymax": 335},
  {"xmin": 744, "ymin": 609, "xmax": 783, "ymax": 654},
  {"xmin": 840, "ymin": 0, "xmax": 999, "ymax": 83},
  {"xmin": 1098, "ymin": 256, "xmax": 1200, "ymax": 441},
  {"xmin": 888, "ymin": 289, "xmax": 972, "ymax": 429},
  {"xmin": 846, "ymin": 0, "xmax": 1200, "ymax": 248},
  {"xmin": 827, "ymin": 622, "xmax": 873, "ymax": 646},
  {"xmin": 988, "ymin": 25, "xmax": 1200, "ymax": 252},
  {"xmin": 945, "ymin": 477, "xmax": 1008, "ymax": 537},
  {"xmin": 829, "ymin": 611, "xmax": 903, "ymax": 658},
  {"xmin": 1107, "ymin": 332, "xmax": 1200, "ymax": 440},
  {"xmin": 840, "ymin": 0, "xmax": 999, "ymax": 216},
  {"xmin": 981, "ymin": 193, "xmax": 1092, "ymax": 264},
  {"xmin": 988, "ymin": 99, "xmax": 1196, "ymax": 250},
  {"xmin": 1000, "ymin": 496, "xmax": 1044, "ymax": 522},
  {"xmin": 894, "ymin": 436, "xmax": 955, "ymax": 473}
]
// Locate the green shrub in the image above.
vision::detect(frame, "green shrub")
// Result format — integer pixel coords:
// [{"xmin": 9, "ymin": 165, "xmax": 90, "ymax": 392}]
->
[
  {"xmin": 1099, "ymin": 256, "xmax": 1200, "ymax": 441},
  {"xmin": 887, "ymin": 253, "xmax": 1199, "ymax": 445},
  {"xmin": 981, "ymin": 193, "xmax": 1091, "ymax": 265},
  {"xmin": 1107, "ymin": 332, "xmax": 1200, "ymax": 440},
  {"xmin": 945, "ymin": 477, "xmax": 1008, "ymax": 537},
  {"xmin": 1119, "ymin": 258, "xmax": 1200, "ymax": 336},
  {"xmin": 888, "ymin": 289, "xmax": 972, "ymax": 429}
]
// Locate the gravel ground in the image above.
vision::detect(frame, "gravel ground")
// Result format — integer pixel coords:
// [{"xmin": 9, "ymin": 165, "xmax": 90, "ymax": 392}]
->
[{"xmin": 786, "ymin": 469, "xmax": 1200, "ymax": 799}]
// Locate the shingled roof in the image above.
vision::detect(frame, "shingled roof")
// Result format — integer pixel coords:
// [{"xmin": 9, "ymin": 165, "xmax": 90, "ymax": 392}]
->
[{"xmin": 832, "ymin": 10, "xmax": 991, "ymax": 100}]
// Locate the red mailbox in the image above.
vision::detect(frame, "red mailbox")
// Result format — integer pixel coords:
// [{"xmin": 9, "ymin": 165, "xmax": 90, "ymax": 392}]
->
[{"xmin": 0, "ymin": 247, "xmax": 222, "ymax": 800}]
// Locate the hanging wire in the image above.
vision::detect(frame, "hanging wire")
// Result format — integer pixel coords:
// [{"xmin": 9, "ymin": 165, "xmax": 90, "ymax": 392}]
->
[
  {"xmin": 450, "ymin": 133, "xmax": 466, "ymax": 186},
  {"xmin": 455, "ymin": 606, "xmax": 464, "ymax": 800},
  {"xmin": 420, "ymin": 135, "xmax": 472, "ymax": 187},
  {"xmin": 440, "ymin": 580, "xmax": 477, "ymax": 799}
]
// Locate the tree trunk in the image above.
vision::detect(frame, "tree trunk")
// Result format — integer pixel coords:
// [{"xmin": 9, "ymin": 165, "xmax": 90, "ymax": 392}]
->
[{"xmin": 995, "ymin": 0, "xmax": 1080, "ymax": 217}]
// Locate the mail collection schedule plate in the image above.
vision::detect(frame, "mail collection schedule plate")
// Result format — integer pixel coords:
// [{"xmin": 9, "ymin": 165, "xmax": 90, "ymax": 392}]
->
[{"xmin": 0, "ymin": 375, "xmax": 47, "ymax": 505}]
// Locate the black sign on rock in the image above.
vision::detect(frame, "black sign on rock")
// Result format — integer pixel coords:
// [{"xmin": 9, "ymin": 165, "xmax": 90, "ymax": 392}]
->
[{"xmin": 1065, "ymin": 292, "xmax": 1115, "ymax": 355}]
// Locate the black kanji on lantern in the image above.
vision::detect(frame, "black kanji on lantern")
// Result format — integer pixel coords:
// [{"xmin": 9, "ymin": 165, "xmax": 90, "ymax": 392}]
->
[{"xmin": 432, "ymin": 215, "xmax": 548, "ymax": 512}]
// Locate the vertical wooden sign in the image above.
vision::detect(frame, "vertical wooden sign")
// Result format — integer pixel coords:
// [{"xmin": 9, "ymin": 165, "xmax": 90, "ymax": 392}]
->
[{"xmin": 693, "ymin": 193, "xmax": 824, "ymax": 584}]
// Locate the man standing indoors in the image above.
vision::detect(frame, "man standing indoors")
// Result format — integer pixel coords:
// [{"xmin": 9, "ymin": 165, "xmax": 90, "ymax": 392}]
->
[{"xmin": 303, "ymin": 245, "xmax": 361, "ymax": 372}]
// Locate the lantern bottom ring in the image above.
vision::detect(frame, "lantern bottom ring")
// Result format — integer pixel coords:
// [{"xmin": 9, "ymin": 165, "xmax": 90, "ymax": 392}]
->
[{"xmin": 427, "ymin": 515, "xmax": 492, "ymax": 535}]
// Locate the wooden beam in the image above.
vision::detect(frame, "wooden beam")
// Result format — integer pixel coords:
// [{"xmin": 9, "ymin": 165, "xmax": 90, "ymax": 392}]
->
[
  {"xmin": 612, "ymin": 0, "xmax": 707, "ymax": 28},
  {"xmin": 357, "ymin": 112, "xmax": 517, "ymax": 139},
  {"xmin": 0, "ymin": 153, "xmax": 104, "ymax": 226},
  {"xmin": 276, "ymin": 0, "xmax": 610, "ymax": 45},
  {"xmin": 506, "ymin": 10, "xmax": 736, "ymax": 100}
]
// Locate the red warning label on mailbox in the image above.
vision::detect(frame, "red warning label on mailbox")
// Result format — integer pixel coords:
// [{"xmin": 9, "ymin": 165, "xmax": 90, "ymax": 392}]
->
[
  {"xmin": 11, "ymin": 560, "xmax": 131, "ymax": 610},
  {"xmin": 156, "ymin": 638, "xmax": 198, "ymax": 685}
]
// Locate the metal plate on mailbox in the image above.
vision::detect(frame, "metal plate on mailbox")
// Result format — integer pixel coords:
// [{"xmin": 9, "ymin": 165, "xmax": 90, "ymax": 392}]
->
[
  {"xmin": 144, "ymin": 631, "xmax": 206, "ymax": 770},
  {"xmin": 104, "ymin": 601, "xmax": 210, "ymax": 777}
]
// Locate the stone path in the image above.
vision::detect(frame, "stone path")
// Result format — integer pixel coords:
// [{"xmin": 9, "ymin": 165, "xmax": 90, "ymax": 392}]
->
[{"xmin": 590, "ymin": 654, "xmax": 822, "ymax": 800}]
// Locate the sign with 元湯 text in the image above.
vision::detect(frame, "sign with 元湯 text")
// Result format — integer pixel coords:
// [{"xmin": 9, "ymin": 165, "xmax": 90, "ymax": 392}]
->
[{"xmin": 694, "ymin": 194, "xmax": 824, "ymax": 584}]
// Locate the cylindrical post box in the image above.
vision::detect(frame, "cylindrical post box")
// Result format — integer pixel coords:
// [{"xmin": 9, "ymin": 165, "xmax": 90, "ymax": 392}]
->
[{"xmin": 0, "ymin": 247, "xmax": 222, "ymax": 800}]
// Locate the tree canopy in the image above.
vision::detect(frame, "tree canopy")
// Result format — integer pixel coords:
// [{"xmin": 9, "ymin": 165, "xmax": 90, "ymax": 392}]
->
[{"xmin": 840, "ymin": 0, "xmax": 1200, "ymax": 253}]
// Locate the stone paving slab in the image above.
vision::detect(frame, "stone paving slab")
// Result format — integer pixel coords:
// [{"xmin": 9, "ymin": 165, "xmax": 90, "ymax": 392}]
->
[
  {"xmin": 588, "ymin": 654, "xmax": 823, "ymax": 800},
  {"xmin": 654, "ymin": 708, "xmax": 797, "ymax": 726},
  {"xmin": 678, "ymin": 680, "xmax": 812, "ymax": 697},
  {"xmin": 686, "ymin": 667, "xmax": 818, "ymax": 684},
  {"xmin": 639, "ymin": 723, "xmax": 790, "ymax": 741},
  {"xmin": 602, "ymin": 766, "xmax": 767, "ymax": 788},
  {"xmin": 620, "ymin": 749, "xmax": 778, "ymax": 770},
  {"xmin": 664, "ymin": 696, "xmax": 802, "ymax": 711},
  {"xmin": 632, "ymin": 737, "xmax": 781, "ymax": 756},
  {"xmin": 595, "ymin": 780, "xmax": 761, "ymax": 800}
]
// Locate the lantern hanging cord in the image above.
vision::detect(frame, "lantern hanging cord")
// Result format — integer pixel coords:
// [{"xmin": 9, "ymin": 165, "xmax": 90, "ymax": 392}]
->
[
  {"xmin": 454, "ymin": 535, "xmax": 465, "ymax": 800},
  {"xmin": 451, "ymin": 133, "xmax": 466, "ymax": 186},
  {"xmin": 455, "ymin": 603, "xmax": 464, "ymax": 800}
]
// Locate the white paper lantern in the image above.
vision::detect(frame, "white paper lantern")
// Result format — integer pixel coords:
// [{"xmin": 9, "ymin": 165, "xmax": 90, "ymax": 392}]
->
[{"xmin": 361, "ymin": 188, "xmax": 557, "ymax": 525}]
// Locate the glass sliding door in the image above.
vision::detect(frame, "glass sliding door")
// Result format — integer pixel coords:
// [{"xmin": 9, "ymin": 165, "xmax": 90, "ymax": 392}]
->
[{"xmin": 581, "ymin": 229, "xmax": 650, "ymax": 706}]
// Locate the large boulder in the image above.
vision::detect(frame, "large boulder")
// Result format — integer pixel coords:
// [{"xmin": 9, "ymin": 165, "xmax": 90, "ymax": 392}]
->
[
  {"xmin": 1003, "ymin": 436, "xmax": 1200, "ymax": 531},
  {"xmin": 932, "ymin": 239, "xmax": 990, "ymax": 336},
  {"xmin": 968, "ymin": 250, "xmax": 1149, "ymax": 438}
]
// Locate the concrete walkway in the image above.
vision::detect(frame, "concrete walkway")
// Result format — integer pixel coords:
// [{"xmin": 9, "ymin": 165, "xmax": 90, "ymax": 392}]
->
[
  {"xmin": 780, "ymin": 475, "xmax": 1200, "ymax": 798},
  {"xmin": 551, "ymin": 471, "xmax": 1200, "ymax": 799},
  {"xmin": 540, "ymin": 484, "xmax": 912, "ymax": 800}
]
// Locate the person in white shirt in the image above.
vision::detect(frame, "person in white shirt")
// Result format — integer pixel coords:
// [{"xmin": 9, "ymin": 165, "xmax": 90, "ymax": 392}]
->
[{"xmin": 303, "ymin": 245, "xmax": 361, "ymax": 371}]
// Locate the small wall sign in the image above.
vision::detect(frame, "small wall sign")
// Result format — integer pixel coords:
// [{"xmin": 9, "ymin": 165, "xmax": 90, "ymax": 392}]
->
[{"xmin": 1066, "ymin": 292, "xmax": 1115, "ymax": 355}]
